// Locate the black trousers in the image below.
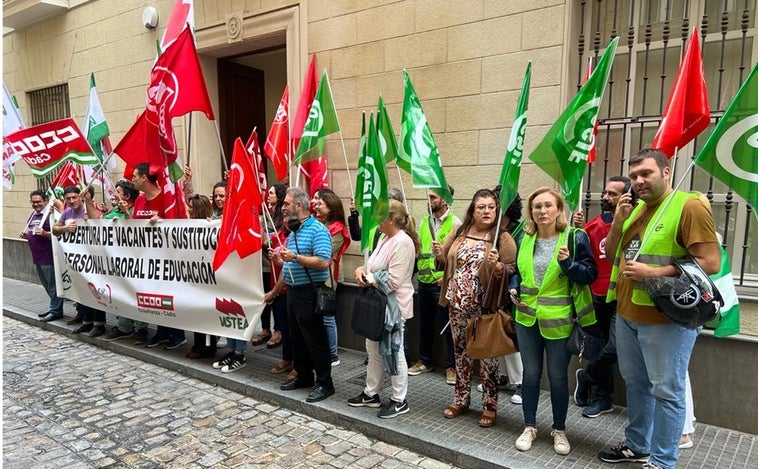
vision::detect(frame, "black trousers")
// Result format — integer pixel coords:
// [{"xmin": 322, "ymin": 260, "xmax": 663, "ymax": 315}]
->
[
  {"xmin": 585, "ymin": 297, "xmax": 618, "ymax": 398},
  {"xmin": 287, "ymin": 284, "xmax": 332, "ymax": 387}
]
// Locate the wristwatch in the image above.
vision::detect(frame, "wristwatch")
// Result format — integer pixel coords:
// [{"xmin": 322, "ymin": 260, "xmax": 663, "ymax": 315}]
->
[{"xmin": 293, "ymin": 253, "xmax": 298, "ymax": 262}]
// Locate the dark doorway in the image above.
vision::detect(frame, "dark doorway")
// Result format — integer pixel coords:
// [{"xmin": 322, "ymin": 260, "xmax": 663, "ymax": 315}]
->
[{"xmin": 217, "ymin": 60, "xmax": 266, "ymax": 170}]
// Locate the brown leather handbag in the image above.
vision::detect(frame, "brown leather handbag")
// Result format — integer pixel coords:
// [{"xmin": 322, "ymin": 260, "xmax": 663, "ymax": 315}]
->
[{"xmin": 466, "ymin": 270, "xmax": 518, "ymax": 359}]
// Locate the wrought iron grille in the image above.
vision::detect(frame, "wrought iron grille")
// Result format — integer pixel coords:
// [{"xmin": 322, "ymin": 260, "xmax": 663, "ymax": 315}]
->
[
  {"xmin": 26, "ymin": 83, "xmax": 70, "ymax": 192},
  {"xmin": 573, "ymin": 0, "xmax": 758, "ymax": 289}
]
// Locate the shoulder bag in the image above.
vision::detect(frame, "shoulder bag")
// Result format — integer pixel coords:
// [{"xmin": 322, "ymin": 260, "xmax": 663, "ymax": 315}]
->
[
  {"xmin": 466, "ymin": 269, "xmax": 518, "ymax": 359},
  {"xmin": 351, "ymin": 286, "xmax": 387, "ymax": 342},
  {"xmin": 293, "ymin": 229, "xmax": 337, "ymax": 317}
]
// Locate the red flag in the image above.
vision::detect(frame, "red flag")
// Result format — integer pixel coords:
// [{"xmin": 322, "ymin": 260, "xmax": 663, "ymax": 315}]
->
[
  {"xmin": 291, "ymin": 55, "xmax": 318, "ymax": 149},
  {"xmin": 158, "ymin": 167, "xmax": 188, "ymax": 219},
  {"xmin": 264, "ymin": 85, "xmax": 290, "ymax": 180},
  {"xmin": 584, "ymin": 57, "xmax": 599, "ymax": 164},
  {"xmin": 161, "ymin": 0, "xmax": 194, "ymax": 50},
  {"xmin": 302, "ymin": 157, "xmax": 328, "ymax": 196},
  {"xmin": 652, "ymin": 27, "xmax": 710, "ymax": 158},
  {"xmin": 245, "ymin": 130, "xmax": 268, "ymax": 199},
  {"xmin": 213, "ymin": 138, "xmax": 263, "ymax": 270},
  {"xmin": 50, "ymin": 161, "xmax": 81, "ymax": 190},
  {"xmin": 6, "ymin": 118, "xmax": 99, "ymax": 177},
  {"xmin": 116, "ymin": 27, "xmax": 214, "ymax": 176}
]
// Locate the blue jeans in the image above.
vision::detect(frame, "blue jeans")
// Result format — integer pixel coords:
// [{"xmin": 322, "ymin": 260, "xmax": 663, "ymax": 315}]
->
[
  {"xmin": 227, "ymin": 338, "xmax": 247, "ymax": 354},
  {"xmin": 516, "ymin": 322, "xmax": 572, "ymax": 430},
  {"xmin": 616, "ymin": 316, "xmax": 698, "ymax": 469},
  {"xmin": 323, "ymin": 314, "xmax": 338, "ymax": 358},
  {"xmin": 35, "ymin": 264, "xmax": 63, "ymax": 315}
]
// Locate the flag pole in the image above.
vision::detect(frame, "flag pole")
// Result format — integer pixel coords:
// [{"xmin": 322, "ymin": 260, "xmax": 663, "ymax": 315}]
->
[
  {"xmin": 336, "ymin": 129, "xmax": 355, "ymax": 197},
  {"xmin": 395, "ymin": 165, "xmax": 409, "ymax": 213},
  {"xmin": 186, "ymin": 112, "xmax": 193, "ymax": 166},
  {"xmin": 631, "ymin": 158, "xmax": 697, "ymax": 261},
  {"xmin": 212, "ymin": 120, "xmax": 229, "ymax": 172}
]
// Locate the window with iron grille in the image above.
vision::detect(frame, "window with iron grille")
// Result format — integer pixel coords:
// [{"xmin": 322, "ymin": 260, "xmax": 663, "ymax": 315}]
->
[
  {"xmin": 573, "ymin": 0, "xmax": 758, "ymax": 290},
  {"xmin": 26, "ymin": 83, "xmax": 70, "ymax": 192}
]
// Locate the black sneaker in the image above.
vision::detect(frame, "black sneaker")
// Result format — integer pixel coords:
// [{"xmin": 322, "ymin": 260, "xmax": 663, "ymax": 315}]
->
[
  {"xmin": 88, "ymin": 325, "xmax": 106, "ymax": 338},
  {"xmin": 598, "ymin": 442, "xmax": 650, "ymax": 463},
  {"xmin": 583, "ymin": 397, "xmax": 614, "ymax": 418},
  {"xmin": 213, "ymin": 352, "xmax": 235, "ymax": 369},
  {"xmin": 145, "ymin": 335, "xmax": 169, "ymax": 348},
  {"xmin": 221, "ymin": 355, "xmax": 246, "ymax": 373},
  {"xmin": 164, "ymin": 337, "xmax": 187, "ymax": 350},
  {"xmin": 347, "ymin": 392, "xmax": 381, "ymax": 408},
  {"xmin": 133, "ymin": 329, "xmax": 149, "ymax": 345},
  {"xmin": 104, "ymin": 329, "xmax": 134, "ymax": 341},
  {"xmin": 377, "ymin": 400, "xmax": 409, "ymax": 419},
  {"xmin": 574, "ymin": 368, "xmax": 592, "ymax": 407}
]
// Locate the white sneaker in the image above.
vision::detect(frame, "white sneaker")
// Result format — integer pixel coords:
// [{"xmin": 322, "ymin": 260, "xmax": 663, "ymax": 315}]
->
[
  {"xmin": 515, "ymin": 426, "xmax": 537, "ymax": 451},
  {"xmin": 551, "ymin": 430, "xmax": 571, "ymax": 455}
]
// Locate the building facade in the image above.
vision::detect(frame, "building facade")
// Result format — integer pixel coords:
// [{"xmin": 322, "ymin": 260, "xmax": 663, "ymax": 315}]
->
[{"xmin": 4, "ymin": 0, "xmax": 757, "ymax": 331}]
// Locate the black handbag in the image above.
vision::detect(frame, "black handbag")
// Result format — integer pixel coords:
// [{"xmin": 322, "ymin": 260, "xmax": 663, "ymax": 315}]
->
[
  {"xmin": 309, "ymin": 266, "xmax": 336, "ymax": 317},
  {"xmin": 351, "ymin": 286, "xmax": 387, "ymax": 342}
]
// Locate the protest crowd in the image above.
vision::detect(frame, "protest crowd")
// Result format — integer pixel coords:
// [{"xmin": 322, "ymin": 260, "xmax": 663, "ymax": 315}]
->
[{"xmin": 8, "ymin": 12, "xmax": 746, "ymax": 469}]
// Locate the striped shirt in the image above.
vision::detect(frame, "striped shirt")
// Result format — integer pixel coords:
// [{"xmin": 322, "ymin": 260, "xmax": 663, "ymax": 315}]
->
[{"xmin": 283, "ymin": 217, "xmax": 332, "ymax": 286}]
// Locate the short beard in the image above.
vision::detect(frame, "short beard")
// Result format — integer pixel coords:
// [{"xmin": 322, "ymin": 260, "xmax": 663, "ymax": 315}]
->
[{"xmin": 600, "ymin": 200, "xmax": 613, "ymax": 212}]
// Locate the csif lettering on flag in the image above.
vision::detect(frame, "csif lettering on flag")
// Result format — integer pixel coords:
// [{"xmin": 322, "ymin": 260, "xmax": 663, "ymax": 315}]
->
[
  {"xmin": 400, "ymin": 70, "xmax": 452, "ymax": 204},
  {"xmin": 694, "ymin": 61, "xmax": 758, "ymax": 217},
  {"xmin": 293, "ymin": 69, "xmax": 340, "ymax": 165},
  {"xmin": 498, "ymin": 62, "xmax": 531, "ymax": 211},
  {"xmin": 528, "ymin": 37, "xmax": 618, "ymax": 211},
  {"xmin": 6, "ymin": 118, "xmax": 98, "ymax": 177},
  {"xmin": 213, "ymin": 137, "xmax": 263, "ymax": 270},
  {"xmin": 355, "ymin": 113, "xmax": 389, "ymax": 253}
]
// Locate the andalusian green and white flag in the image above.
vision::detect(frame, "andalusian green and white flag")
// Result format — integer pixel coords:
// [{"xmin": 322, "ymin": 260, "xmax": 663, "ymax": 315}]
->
[
  {"xmin": 400, "ymin": 70, "xmax": 452, "ymax": 204},
  {"xmin": 355, "ymin": 113, "xmax": 389, "ymax": 252},
  {"xmin": 293, "ymin": 69, "xmax": 340, "ymax": 165},
  {"xmin": 528, "ymin": 37, "xmax": 618, "ymax": 211},
  {"xmin": 706, "ymin": 245, "xmax": 740, "ymax": 337},
  {"xmin": 695, "ymin": 62, "xmax": 758, "ymax": 214},
  {"xmin": 377, "ymin": 94, "xmax": 409, "ymax": 172},
  {"xmin": 498, "ymin": 62, "xmax": 531, "ymax": 211},
  {"xmin": 3, "ymin": 83, "xmax": 24, "ymax": 189},
  {"xmin": 81, "ymin": 73, "xmax": 116, "ymax": 197}
]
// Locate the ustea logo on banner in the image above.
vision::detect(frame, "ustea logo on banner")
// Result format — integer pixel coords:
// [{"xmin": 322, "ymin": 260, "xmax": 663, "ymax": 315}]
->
[
  {"xmin": 137, "ymin": 292, "xmax": 174, "ymax": 311},
  {"xmin": 216, "ymin": 298, "xmax": 249, "ymax": 330}
]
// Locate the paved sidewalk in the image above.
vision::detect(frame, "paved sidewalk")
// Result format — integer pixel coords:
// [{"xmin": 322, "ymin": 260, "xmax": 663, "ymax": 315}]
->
[{"xmin": 4, "ymin": 277, "xmax": 756, "ymax": 468}]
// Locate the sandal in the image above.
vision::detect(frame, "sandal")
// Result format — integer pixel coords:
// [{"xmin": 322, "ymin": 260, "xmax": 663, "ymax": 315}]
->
[
  {"xmin": 443, "ymin": 404, "xmax": 469, "ymax": 419},
  {"xmin": 251, "ymin": 329, "xmax": 272, "ymax": 346},
  {"xmin": 266, "ymin": 330, "xmax": 283, "ymax": 349},
  {"xmin": 270, "ymin": 360, "xmax": 293, "ymax": 374},
  {"xmin": 478, "ymin": 410, "xmax": 496, "ymax": 428}
]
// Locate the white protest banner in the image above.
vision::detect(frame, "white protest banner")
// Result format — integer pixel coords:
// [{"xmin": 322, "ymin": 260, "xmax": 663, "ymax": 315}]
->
[{"xmin": 52, "ymin": 218, "xmax": 264, "ymax": 340}]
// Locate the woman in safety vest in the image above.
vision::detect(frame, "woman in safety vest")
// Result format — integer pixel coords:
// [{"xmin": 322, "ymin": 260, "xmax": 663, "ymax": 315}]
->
[
  {"xmin": 509, "ymin": 187, "xmax": 597, "ymax": 456},
  {"xmin": 433, "ymin": 188, "xmax": 517, "ymax": 428}
]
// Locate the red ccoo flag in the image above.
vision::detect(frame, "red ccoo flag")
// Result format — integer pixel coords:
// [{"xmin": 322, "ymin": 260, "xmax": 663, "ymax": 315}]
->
[
  {"xmin": 213, "ymin": 138, "xmax": 263, "ymax": 270},
  {"xmin": 264, "ymin": 86, "xmax": 290, "ymax": 181},
  {"xmin": 116, "ymin": 27, "xmax": 214, "ymax": 179},
  {"xmin": 652, "ymin": 27, "xmax": 710, "ymax": 158}
]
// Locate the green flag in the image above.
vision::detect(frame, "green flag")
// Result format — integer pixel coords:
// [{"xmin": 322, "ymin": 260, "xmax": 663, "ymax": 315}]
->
[
  {"xmin": 294, "ymin": 69, "xmax": 340, "ymax": 164},
  {"xmin": 499, "ymin": 62, "xmax": 531, "ymax": 210},
  {"xmin": 377, "ymin": 94, "xmax": 410, "ymax": 171},
  {"xmin": 528, "ymin": 37, "xmax": 618, "ymax": 211},
  {"xmin": 400, "ymin": 70, "xmax": 452, "ymax": 204},
  {"xmin": 694, "ymin": 62, "xmax": 758, "ymax": 213},
  {"xmin": 355, "ymin": 113, "xmax": 389, "ymax": 252}
]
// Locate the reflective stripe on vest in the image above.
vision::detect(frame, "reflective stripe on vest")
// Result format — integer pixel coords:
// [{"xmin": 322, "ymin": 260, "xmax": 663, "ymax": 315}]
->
[
  {"xmin": 515, "ymin": 229, "xmax": 595, "ymax": 339},
  {"xmin": 417, "ymin": 214, "xmax": 455, "ymax": 284},
  {"xmin": 606, "ymin": 191, "xmax": 695, "ymax": 305}
]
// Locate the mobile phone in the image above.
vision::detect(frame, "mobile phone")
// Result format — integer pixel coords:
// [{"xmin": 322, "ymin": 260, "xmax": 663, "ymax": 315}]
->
[
  {"xmin": 511, "ymin": 291, "xmax": 521, "ymax": 303},
  {"xmin": 627, "ymin": 187, "xmax": 639, "ymax": 206}
]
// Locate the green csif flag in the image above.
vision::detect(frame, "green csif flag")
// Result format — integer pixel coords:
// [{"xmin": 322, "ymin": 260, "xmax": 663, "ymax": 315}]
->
[
  {"xmin": 499, "ymin": 62, "xmax": 531, "ymax": 211},
  {"xmin": 695, "ymin": 62, "xmax": 758, "ymax": 215},
  {"xmin": 528, "ymin": 37, "xmax": 618, "ymax": 211},
  {"xmin": 377, "ymin": 94, "xmax": 410, "ymax": 172},
  {"xmin": 294, "ymin": 69, "xmax": 340, "ymax": 165},
  {"xmin": 706, "ymin": 245, "xmax": 741, "ymax": 337},
  {"xmin": 400, "ymin": 70, "xmax": 452, "ymax": 204},
  {"xmin": 355, "ymin": 113, "xmax": 389, "ymax": 252}
]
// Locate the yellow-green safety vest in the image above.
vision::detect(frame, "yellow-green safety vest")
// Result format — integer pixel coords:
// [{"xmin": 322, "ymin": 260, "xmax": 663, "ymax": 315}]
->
[
  {"xmin": 516, "ymin": 228, "xmax": 596, "ymax": 339},
  {"xmin": 417, "ymin": 214, "xmax": 455, "ymax": 284},
  {"xmin": 607, "ymin": 191, "xmax": 696, "ymax": 305}
]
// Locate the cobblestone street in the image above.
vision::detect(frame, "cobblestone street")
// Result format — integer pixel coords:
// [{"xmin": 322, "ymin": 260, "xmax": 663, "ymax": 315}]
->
[{"xmin": 2, "ymin": 317, "xmax": 456, "ymax": 469}]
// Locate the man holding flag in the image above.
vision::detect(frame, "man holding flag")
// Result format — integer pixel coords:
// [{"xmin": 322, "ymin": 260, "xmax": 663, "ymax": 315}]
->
[{"xmin": 598, "ymin": 148, "xmax": 720, "ymax": 469}]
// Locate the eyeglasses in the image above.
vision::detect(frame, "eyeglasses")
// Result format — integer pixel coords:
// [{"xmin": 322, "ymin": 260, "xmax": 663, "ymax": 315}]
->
[{"xmin": 475, "ymin": 205, "xmax": 497, "ymax": 212}]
